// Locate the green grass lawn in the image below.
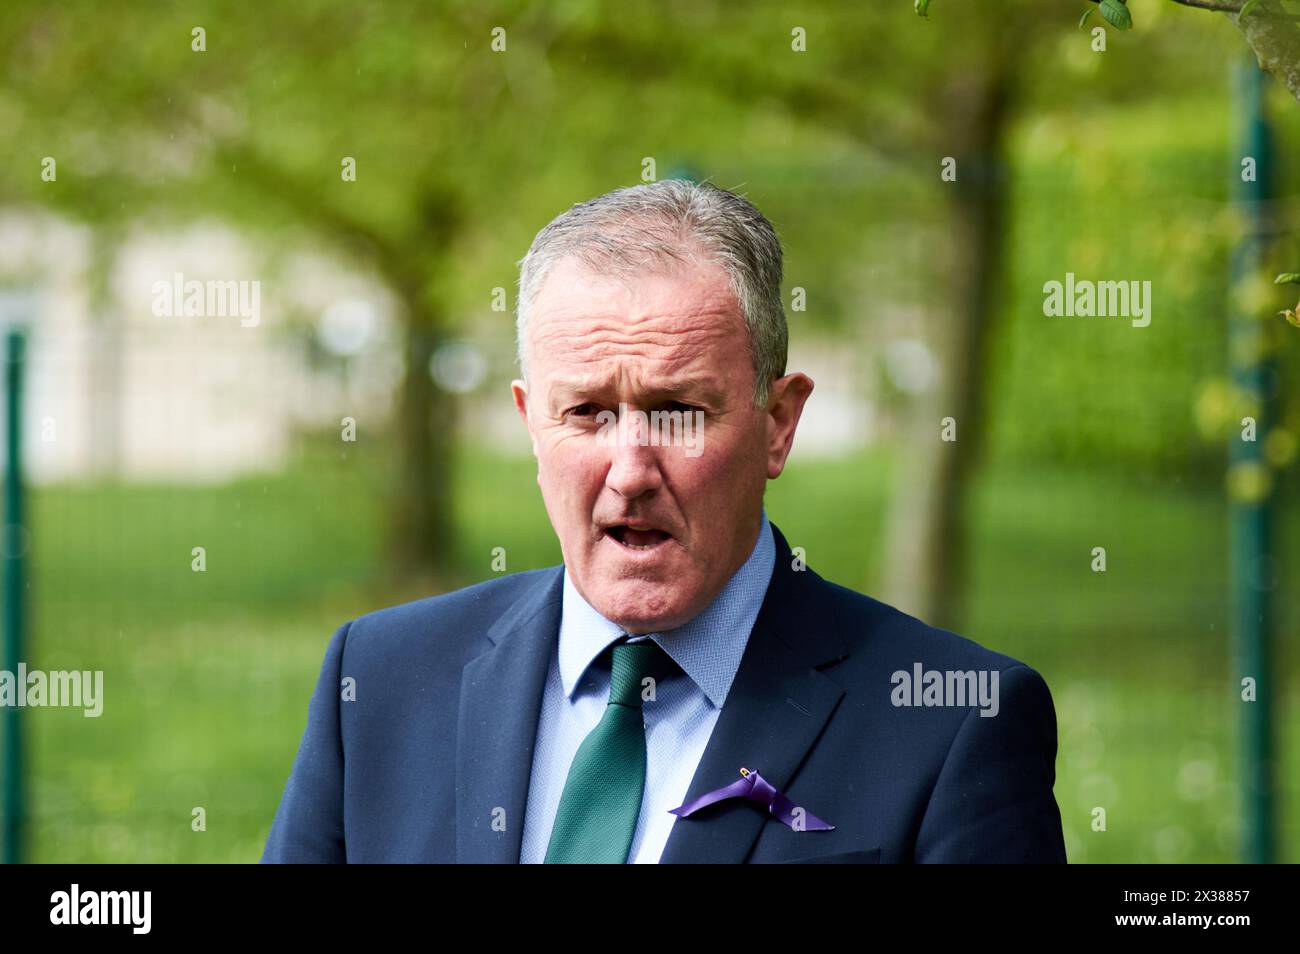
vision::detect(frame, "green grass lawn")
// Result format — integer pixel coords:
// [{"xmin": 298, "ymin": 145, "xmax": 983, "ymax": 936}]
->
[{"xmin": 9, "ymin": 442, "xmax": 1298, "ymax": 862}]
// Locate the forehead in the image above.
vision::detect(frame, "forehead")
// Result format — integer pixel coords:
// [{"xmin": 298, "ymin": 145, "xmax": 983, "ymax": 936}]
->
[{"xmin": 525, "ymin": 255, "xmax": 747, "ymax": 380}]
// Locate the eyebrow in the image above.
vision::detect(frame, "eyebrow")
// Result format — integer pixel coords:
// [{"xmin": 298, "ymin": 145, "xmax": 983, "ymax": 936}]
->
[{"xmin": 547, "ymin": 377, "xmax": 726, "ymax": 407}]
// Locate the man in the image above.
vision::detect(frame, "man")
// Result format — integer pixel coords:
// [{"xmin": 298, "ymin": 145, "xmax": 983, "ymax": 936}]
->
[{"xmin": 262, "ymin": 180, "xmax": 1067, "ymax": 863}]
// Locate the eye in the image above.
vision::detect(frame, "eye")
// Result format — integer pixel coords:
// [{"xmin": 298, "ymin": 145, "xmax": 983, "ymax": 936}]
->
[{"xmin": 566, "ymin": 402, "xmax": 601, "ymax": 418}]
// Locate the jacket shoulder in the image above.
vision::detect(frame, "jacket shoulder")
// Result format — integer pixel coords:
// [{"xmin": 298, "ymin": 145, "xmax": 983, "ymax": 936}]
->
[
  {"xmin": 342, "ymin": 567, "xmax": 561, "ymax": 666},
  {"xmin": 815, "ymin": 576, "xmax": 1035, "ymax": 675}
]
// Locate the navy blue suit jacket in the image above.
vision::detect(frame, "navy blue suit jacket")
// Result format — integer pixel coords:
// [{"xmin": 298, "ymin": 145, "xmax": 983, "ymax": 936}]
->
[{"xmin": 262, "ymin": 523, "xmax": 1066, "ymax": 863}]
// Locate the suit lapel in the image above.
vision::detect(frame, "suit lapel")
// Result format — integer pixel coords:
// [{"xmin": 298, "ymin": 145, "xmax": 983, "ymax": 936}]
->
[
  {"xmin": 455, "ymin": 568, "xmax": 563, "ymax": 863},
  {"xmin": 658, "ymin": 523, "xmax": 848, "ymax": 864}
]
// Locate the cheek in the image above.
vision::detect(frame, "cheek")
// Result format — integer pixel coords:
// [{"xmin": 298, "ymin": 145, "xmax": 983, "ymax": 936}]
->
[
  {"xmin": 686, "ymin": 424, "xmax": 765, "ymax": 486},
  {"xmin": 537, "ymin": 437, "xmax": 606, "ymax": 507}
]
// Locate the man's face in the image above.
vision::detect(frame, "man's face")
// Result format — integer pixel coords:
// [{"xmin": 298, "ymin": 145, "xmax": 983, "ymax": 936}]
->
[{"xmin": 512, "ymin": 254, "xmax": 813, "ymax": 634}]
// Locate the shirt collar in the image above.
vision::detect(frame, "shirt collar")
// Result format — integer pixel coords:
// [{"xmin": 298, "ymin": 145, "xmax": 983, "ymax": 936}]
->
[{"xmin": 558, "ymin": 508, "xmax": 776, "ymax": 708}]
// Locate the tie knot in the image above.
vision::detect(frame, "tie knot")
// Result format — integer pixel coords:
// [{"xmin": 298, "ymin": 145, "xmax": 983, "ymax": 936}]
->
[{"xmin": 608, "ymin": 638, "xmax": 676, "ymax": 707}]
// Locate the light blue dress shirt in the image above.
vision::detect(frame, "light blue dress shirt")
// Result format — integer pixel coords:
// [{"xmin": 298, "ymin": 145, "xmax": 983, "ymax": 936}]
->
[{"xmin": 519, "ymin": 509, "xmax": 776, "ymax": 863}]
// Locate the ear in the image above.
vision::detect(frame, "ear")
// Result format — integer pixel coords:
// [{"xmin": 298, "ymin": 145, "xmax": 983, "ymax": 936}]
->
[
  {"xmin": 511, "ymin": 378, "xmax": 540, "ymax": 458},
  {"xmin": 764, "ymin": 372, "xmax": 814, "ymax": 479}
]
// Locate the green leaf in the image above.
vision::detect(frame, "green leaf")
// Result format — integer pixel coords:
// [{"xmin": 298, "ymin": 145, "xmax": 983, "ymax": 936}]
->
[
  {"xmin": 915, "ymin": 0, "xmax": 932, "ymax": 18},
  {"xmin": 1099, "ymin": 0, "xmax": 1133, "ymax": 30},
  {"xmin": 1274, "ymin": 273, "xmax": 1300, "ymax": 285},
  {"xmin": 1239, "ymin": 0, "xmax": 1262, "ymax": 19},
  {"xmin": 1079, "ymin": 7, "xmax": 1094, "ymax": 28}
]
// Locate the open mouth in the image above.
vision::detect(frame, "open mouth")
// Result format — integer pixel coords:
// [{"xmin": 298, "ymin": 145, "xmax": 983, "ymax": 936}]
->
[{"xmin": 605, "ymin": 525, "xmax": 672, "ymax": 550}]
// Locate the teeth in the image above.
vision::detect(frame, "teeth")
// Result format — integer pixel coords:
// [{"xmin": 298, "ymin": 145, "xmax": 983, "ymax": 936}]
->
[
  {"xmin": 620, "ymin": 526, "xmax": 666, "ymax": 548},
  {"xmin": 604, "ymin": 525, "xmax": 669, "ymax": 549}
]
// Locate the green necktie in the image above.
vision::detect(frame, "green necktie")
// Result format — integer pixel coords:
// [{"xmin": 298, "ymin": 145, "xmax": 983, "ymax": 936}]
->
[{"xmin": 544, "ymin": 637, "xmax": 678, "ymax": 864}]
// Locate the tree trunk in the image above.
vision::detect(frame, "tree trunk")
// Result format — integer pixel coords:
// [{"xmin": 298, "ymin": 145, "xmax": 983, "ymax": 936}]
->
[
  {"xmin": 882, "ymin": 57, "xmax": 1014, "ymax": 632},
  {"xmin": 388, "ymin": 310, "xmax": 458, "ymax": 587},
  {"xmin": 87, "ymin": 227, "xmax": 124, "ymax": 479}
]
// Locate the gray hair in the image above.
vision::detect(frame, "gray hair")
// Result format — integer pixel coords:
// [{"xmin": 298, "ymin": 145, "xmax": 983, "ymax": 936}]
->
[{"xmin": 515, "ymin": 180, "xmax": 787, "ymax": 407}]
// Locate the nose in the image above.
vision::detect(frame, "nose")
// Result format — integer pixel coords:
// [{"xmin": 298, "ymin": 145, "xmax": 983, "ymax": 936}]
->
[{"xmin": 603, "ymin": 410, "xmax": 665, "ymax": 500}]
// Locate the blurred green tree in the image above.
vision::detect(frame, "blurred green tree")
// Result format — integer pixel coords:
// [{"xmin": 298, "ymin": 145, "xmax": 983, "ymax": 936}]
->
[{"xmin": 0, "ymin": 0, "xmax": 1258, "ymax": 612}]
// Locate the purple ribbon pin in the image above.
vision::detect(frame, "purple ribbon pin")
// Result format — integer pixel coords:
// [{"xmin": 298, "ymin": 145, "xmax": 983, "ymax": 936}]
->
[{"xmin": 669, "ymin": 767, "xmax": 834, "ymax": 831}]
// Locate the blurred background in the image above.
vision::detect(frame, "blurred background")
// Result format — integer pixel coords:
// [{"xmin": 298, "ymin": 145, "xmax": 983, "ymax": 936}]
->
[{"xmin": 0, "ymin": 0, "xmax": 1297, "ymax": 863}]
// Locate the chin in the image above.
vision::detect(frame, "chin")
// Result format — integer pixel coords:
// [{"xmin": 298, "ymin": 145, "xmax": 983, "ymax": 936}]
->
[{"xmin": 590, "ymin": 578, "xmax": 701, "ymax": 634}]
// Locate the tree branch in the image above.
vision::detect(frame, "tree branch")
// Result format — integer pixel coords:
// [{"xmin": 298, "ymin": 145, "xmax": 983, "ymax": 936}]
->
[
  {"xmin": 545, "ymin": 24, "xmax": 935, "ymax": 167},
  {"xmin": 1156, "ymin": 0, "xmax": 1300, "ymax": 101},
  {"xmin": 1229, "ymin": 0, "xmax": 1300, "ymax": 101},
  {"xmin": 1170, "ymin": 0, "xmax": 1243, "ymax": 13}
]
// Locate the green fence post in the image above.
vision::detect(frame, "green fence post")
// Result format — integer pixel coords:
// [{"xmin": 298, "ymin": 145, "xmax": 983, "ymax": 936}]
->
[
  {"xmin": 2, "ymin": 325, "xmax": 27, "ymax": 865},
  {"xmin": 1229, "ymin": 60, "xmax": 1277, "ymax": 865}
]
